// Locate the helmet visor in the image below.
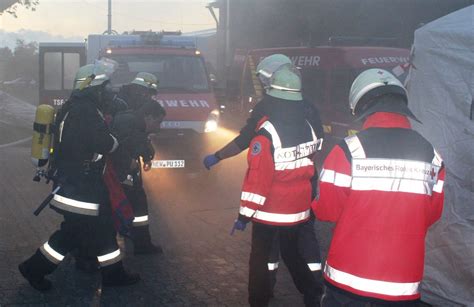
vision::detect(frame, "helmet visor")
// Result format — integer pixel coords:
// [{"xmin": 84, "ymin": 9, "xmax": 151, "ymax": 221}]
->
[
  {"xmin": 258, "ymin": 63, "xmax": 301, "ymax": 89},
  {"xmin": 75, "ymin": 59, "xmax": 118, "ymax": 90},
  {"xmin": 92, "ymin": 58, "xmax": 117, "ymax": 82}
]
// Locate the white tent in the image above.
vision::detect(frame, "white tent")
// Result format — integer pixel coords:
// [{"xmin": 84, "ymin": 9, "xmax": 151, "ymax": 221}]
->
[{"xmin": 407, "ymin": 5, "xmax": 474, "ymax": 307}]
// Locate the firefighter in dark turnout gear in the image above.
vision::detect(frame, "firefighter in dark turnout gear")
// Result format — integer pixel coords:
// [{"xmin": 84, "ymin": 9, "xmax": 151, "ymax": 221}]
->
[
  {"xmin": 75, "ymin": 72, "xmax": 162, "ymax": 270},
  {"xmin": 204, "ymin": 55, "xmax": 324, "ymax": 301},
  {"xmin": 235, "ymin": 66, "xmax": 323, "ymax": 306},
  {"xmin": 313, "ymin": 69, "xmax": 445, "ymax": 306},
  {"xmin": 117, "ymin": 72, "xmax": 158, "ymax": 110},
  {"xmin": 114, "ymin": 72, "xmax": 165, "ymax": 254},
  {"xmin": 18, "ymin": 63, "xmax": 140, "ymax": 291}
]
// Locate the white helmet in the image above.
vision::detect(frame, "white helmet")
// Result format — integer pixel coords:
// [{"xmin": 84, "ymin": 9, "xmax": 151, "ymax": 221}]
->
[
  {"xmin": 349, "ymin": 68, "xmax": 408, "ymax": 116},
  {"xmin": 267, "ymin": 67, "xmax": 303, "ymax": 101}
]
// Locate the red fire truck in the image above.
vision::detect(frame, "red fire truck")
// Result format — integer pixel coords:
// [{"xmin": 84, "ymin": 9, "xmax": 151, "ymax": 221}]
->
[{"xmin": 38, "ymin": 32, "xmax": 220, "ymax": 169}]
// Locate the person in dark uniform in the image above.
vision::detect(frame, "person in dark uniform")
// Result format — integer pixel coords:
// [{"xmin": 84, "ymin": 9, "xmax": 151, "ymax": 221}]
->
[
  {"xmin": 74, "ymin": 72, "xmax": 163, "ymax": 271},
  {"xmin": 18, "ymin": 63, "xmax": 140, "ymax": 291},
  {"xmin": 112, "ymin": 74, "xmax": 165, "ymax": 254},
  {"xmin": 117, "ymin": 72, "xmax": 158, "ymax": 110},
  {"xmin": 203, "ymin": 54, "xmax": 324, "ymax": 300}
]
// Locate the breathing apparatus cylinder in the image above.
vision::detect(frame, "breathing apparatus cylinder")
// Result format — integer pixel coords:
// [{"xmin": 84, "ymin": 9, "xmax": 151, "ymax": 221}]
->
[{"xmin": 31, "ymin": 104, "xmax": 55, "ymax": 167}]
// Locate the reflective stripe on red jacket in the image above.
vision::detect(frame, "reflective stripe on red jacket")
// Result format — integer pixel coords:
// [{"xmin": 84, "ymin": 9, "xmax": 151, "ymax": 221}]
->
[
  {"xmin": 313, "ymin": 112, "xmax": 445, "ymax": 301},
  {"xmin": 239, "ymin": 119, "xmax": 321, "ymax": 226}
]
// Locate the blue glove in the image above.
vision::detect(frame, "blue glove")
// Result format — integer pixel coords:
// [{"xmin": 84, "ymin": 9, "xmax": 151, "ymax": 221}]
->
[
  {"xmin": 230, "ymin": 214, "xmax": 251, "ymax": 235},
  {"xmin": 230, "ymin": 220, "xmax": 247, "ymax": 235},
  {"xmin": 203, "ymin": 153, "xmax": 221, "ymax": 170}
]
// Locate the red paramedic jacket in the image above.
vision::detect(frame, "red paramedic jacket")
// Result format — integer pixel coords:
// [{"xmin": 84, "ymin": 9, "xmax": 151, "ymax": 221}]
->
[
  {"xmin": 312, "ymin": 112, "xmax": 445, "ymax": 302},
  {"xmin": 239, "ymin": 115, "xmax": 321, "ymax": 226}
]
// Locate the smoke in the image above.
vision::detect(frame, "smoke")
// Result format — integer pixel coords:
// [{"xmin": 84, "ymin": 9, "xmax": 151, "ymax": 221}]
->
[{"xmin": 0, "ymin": 29, "xmax": 83, "ymax": 50}]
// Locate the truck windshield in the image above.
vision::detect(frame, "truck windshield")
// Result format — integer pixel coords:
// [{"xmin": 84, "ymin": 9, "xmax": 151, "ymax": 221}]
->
[{"xmin": 106, "ymin": 54, "xmax": 209, "ymax": 91}]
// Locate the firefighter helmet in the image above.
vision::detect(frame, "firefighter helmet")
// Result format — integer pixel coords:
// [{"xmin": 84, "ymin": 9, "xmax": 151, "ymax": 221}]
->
[
  {"xmin": 131, "ymin": 72, "xmax": 159, "ymax": 90},
  {"xmin": 349, "ymin": 68, "xmax": 408, "ymax": 116},
  {"xmin": 74, "ymin": 64, "xmax": 109, "ymax": 90},
  {"xmin": 267, "ymin": 68, "xmax": 303, "ymax": 101},
  {"xmin": 256, "ymin": 54, "xmax": 292, "ymax": 80}
]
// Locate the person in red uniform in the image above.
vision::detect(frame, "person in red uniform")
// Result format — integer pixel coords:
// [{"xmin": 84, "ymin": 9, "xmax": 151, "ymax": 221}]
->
[
  {"xmin": 204, "ymin": 54, "xmax": 325, "ymax": 298},
  {"xmin": 234, "ymin": 65, "xmax": 323, "ymax": 307},
  {"xmin": 313, "ymin": 68, "xmax": 445, "ymax": 306}
]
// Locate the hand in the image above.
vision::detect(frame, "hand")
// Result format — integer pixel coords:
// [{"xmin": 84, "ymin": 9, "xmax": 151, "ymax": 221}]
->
[
  {"xmin": 143, "ymin": 161, "xmax": 152, "ymax": 172},
  {"xmin": 230, "ymin": 220, "xmax": 247, "ymax": 235},
  {"xmin": 203, "ymin": 154, "xmax": 220, "ymax": 170},
  {"xmin": 230, "ymin": 214, "xmax": 251, "ymax": 235}
]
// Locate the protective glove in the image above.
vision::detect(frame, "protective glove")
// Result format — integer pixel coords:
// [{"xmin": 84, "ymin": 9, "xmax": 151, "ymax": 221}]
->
[
  {"xmin": 141, "ymin": 141, "xmax": 154, "ymax": 172},
  {"xmin": 203, "ymin": 153, "xmax": 221, "ymax": 170},
  {"xmin": 230, "ymin": 214, "xmax": 251, "ymax": 235},
  {"xmin": 142, "ymin": 161, "xmax": 152, "ymax": 172}
]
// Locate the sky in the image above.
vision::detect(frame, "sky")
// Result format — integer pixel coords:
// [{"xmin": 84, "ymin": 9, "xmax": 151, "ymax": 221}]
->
[{"xmin": 0, "ymin": 0, "xmax": 217, "ymax": 48}]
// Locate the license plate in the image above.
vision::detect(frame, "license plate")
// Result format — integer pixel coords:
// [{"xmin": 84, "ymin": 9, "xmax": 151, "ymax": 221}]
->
[{"xmin": 151, "ymin": 159, "xmax": 185, "ymax": 169}]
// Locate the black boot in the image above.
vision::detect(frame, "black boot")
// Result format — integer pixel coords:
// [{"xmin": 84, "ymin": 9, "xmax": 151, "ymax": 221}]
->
[
  {"xmin": 18, "ymin": 262, "xmax": 52, "ymax": 292},
  {"xmin": 18, "ymin": 249, "xmax": 57, "ymax": 292},
  {"xmin": 101, "ymin": 262, "xmax": 140, "ymax": 287},
  {"xmin": 133, "ymin": 225, "xmax": 163, "ymax": 255}
]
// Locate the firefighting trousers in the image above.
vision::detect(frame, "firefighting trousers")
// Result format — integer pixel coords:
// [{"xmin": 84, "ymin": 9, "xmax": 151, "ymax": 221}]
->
[
  {"xmin": 249, "ymin": 220, "xmax": 323, "ymax": 307},
  {"xmin": 123, "ymin": 184, "xmax": 153, "ymax": 246},
  {"xmin": 321, "ymin": 283, "xmax": 421, "ymax": 307},
  {"xmin": 21, "ymin": 212, "xmax": 122, "ymax": 278},
  {"xmin": 268, "ymin": 216, "xmax": 323, "ymax": 291}
]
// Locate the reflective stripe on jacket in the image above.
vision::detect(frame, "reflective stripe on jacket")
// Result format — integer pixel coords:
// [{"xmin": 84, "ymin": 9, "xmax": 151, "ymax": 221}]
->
[
  {"xmin": 313, "ymin": 112, "xmax": 445, "ymax": 302},
  {"xmin": 240, "ymin": 118, "xmax": 321, "ymax": 226},
  {"xmin": 50, "ymin": 91, "xmax": 117, "ymax": 216}
]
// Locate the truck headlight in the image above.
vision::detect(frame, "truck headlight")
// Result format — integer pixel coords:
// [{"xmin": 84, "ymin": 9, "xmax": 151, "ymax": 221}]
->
[
  {"xmin": 204, "ymin": 109, "xmax": 219, "ymax": 133},
  {"xmin": 205, "ymin": 119, "xmax": 218, "ymax": 132}
]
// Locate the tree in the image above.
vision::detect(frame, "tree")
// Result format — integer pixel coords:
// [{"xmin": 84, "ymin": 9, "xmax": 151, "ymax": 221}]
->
[
  {"xmin": 4, "ymin": 39, "xmax": 38, "ymax": 81},
  {"xmin": 0, "ymin": 47, "xmax": 13, "ymax": 58},
  {"xmin": 13, "ymin": 39, "xmax": 37, "ymax": 56},
  {"xmin": 0, "ymin": 0, "xmax": 39, "ymax": 18}
]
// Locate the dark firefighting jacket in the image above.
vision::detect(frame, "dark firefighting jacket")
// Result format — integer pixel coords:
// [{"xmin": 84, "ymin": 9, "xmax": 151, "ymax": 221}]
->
[
  {"xmin": 110, "ymin": 110, "xmax": 154, "ymax": 187},
  {"xmin": 313, "ymin": 112, "xmax": 445, "ymax": 302},
  {"xmin": 50, "ymin": 88, "xmax": 118, "ymax": 216},
  {"xmin": 239, "ymin": 99, "xmax": 322, "ymax": 226},
  {"xmin": 234, "ymin": 95, "xmax": 324, "ymax": 150},
  {"xmin": 118, "ymin": 83, "xmax": 153, "ymax": 110}
]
